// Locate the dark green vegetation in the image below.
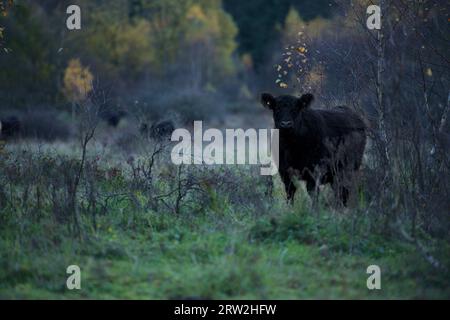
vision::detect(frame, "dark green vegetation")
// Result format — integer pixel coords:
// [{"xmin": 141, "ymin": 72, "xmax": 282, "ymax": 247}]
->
[{"xmin": 0, "ymin": 144, "xmax": 449, "ymax": 299}]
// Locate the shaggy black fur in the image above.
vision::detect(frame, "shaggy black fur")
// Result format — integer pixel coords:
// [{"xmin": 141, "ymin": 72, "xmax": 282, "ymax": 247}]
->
[
  {"xmin": 261, "ymin": 93, "xmax": 367, "ymax": 206},
  {"xmin": 0, "ymin": 116, "xmax": 21, "ymax": 139},
  {"xmin": 103, "ymin": 111, "xmax": 127, "ymax": 127}
]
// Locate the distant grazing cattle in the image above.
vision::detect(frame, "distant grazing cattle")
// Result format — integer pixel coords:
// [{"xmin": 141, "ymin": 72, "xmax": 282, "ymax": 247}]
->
[
  {"xmin": 140, "ymin": 120, "xmax": 175, "ymax": 141},
  {"xmin": 261, "ymin": 93, "xmax": 367, "ymax": 206},
  {"xmin": 103, "ymin": 111, "xmax": 127, "ymax": 127},
  {"xmin": 0, "ymin": 116, "xmax": 21, "ymax": 139}
]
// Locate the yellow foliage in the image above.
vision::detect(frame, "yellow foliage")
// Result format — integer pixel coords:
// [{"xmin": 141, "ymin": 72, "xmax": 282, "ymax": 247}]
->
[
  {"xmin": 184, "ymin": 2, "xmax": 238, "ymax": 76},
  {"xmin": 185, "ymin": 4, "xmax": 220, "ymax": 42},
  {"xmin": 0, "ymin": 0, "xmax": 14, "ymax": 17},
  {"xmin": 241, "ymin": 53, "xmax": 253, "ymax": 70},
  {"xmin": 284, "ymin": 7, "xmax": 331, "ymax": 41},
  {"xmin": 68, "ymin": 0, "xmax": 237, "ymax": 82},
  {"xmin": 284, "ymin": 7, "xmax": 304, "ymax": 40},
  {"xmin": 186, "ymin": 4, "xmax": 208, "ymax": 23},
  {"xmin": 63, "ymin": 59, "xmax": 93, "ymax": 102},
  {"xmin": 113, "ymin": 19, "xmax": 155, "ymax": 75},
  {"xmin": 72, "ymin": 4, "xmax": 155, "ymax": 79}
]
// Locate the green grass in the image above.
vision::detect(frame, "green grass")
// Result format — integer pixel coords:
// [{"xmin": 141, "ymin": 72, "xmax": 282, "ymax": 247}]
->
[
  {"xmin": 0, "ymin": 145, "xmax": 449, "ymax": 299},
  {"xmin": 1, "ymin": 203, "xmax": 449, "ymax": 299}
]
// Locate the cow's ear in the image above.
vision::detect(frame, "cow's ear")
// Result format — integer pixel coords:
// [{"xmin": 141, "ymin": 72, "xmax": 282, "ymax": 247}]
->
[
  {"xmin": 261, "ymin": 93, "xmax": 276, "ymax": 109},
  {"xmin": 298, "ymin": 93, "xmax": 314, "ymax": 109}
]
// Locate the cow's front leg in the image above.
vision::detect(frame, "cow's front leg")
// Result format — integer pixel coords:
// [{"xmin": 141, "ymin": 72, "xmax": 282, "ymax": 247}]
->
[
  {"xmin": 331, "ymin": 180, "xmax": 350, "ymax": 207},
  {"xmin": 280, "ymin": 170, "xmax": 296, "ymax": 204}
]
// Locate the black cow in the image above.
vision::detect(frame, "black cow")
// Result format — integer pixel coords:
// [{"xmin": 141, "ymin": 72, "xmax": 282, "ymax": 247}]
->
[
  {"xmin": 261, "ymin": 93, "xmax": 367, "ymax": 206},
  {"xmin": 104, "ymin": 111, "xmax": 127, "ymax": 127},
  {"xmin": 140, "ymin": 120, "xmax": 175, "ymax": 141},
  {"xmin": 0, "ymin": 116, "xmax": 21, "ymax": 139}
]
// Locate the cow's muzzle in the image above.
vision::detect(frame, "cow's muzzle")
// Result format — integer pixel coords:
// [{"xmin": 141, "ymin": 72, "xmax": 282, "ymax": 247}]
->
[{"xmin": 279, "ymin": 121, "xmax": 294, "ymax": 128}]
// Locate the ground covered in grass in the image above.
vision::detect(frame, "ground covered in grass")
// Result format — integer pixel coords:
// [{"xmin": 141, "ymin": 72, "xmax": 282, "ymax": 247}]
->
[
  {"xmin": 0, "ymin": 143, "xmax": 449, "ymax": 299},
  {"xmin": 1, "ymin": 202, "xmax": 449, "ymax": 299}
]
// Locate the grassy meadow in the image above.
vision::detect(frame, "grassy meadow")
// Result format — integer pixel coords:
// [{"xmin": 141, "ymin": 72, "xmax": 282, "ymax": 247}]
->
[{"xmin": 1, "ymin": 137, "xmax": 449, "ymax": 299}]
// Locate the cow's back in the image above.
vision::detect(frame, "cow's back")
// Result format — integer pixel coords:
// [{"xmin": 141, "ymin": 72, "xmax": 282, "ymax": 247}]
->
[{"xmin": 317, "ymin": 107, "xmax": 367, "ymax": 170}]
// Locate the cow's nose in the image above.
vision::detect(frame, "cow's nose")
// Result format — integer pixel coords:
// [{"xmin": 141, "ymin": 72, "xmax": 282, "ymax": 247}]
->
[{"xmin": 280, "ymin": 121, "xmax": 293, "ymax": 128}]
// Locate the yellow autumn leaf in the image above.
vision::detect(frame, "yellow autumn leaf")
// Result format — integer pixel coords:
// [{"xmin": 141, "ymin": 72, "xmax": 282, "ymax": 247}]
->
[{"xmin": 63, "ymin": 59, "xmax": 93, "ymax": 102}]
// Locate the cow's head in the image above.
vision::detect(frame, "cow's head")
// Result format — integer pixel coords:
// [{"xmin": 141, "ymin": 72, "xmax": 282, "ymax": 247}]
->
[{"xmin": 261, "ymin": 93, "xmax": 314, "ymax": 130}]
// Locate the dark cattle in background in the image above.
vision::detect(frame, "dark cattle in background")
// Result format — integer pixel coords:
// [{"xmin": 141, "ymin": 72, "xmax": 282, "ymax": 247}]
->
[
  {"xmin": 102, "ymin": 111, "xmax": 127, "ymax": 127},
  {"xmin": 140, "ymin": 120, "xmax": 175, "ymax": 141},
  {"xmin": 261, "ymin": 93, "xmax": 367, "ymax": 206},
  {"xmin": 0, "ymin": 116, "xmax": 21, "ymax": 139}
]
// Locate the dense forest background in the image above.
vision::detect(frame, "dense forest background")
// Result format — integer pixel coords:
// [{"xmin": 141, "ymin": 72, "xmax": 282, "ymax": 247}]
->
[{"xmin": 0, "ymin": 0, "xmax": 332, "ymax": 108}]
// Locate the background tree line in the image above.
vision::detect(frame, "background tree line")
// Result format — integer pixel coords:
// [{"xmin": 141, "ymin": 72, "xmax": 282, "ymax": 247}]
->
[{"xmin": 0, "ymin": 0, "xmax": 331, "ymax": 108}]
